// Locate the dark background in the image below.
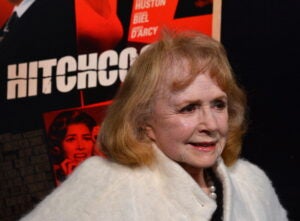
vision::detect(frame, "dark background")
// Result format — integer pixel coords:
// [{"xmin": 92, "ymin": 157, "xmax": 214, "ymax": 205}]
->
[{"xmin": 222, "ymin": 1, "xmax": 300, "ymax": 220}]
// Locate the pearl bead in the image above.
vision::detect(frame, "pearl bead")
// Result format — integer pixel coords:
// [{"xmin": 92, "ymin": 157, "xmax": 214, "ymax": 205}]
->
[
  {"xmin": 205, "ymin": 170, "xmax": 217, "ymax": 200},
  {"xmin": 209, "ymin": 185, "xmax": 216, "ymax": 192},
  {"xmin": 210, "ymin": 192, "xmax": 217, "ymax": 200}
]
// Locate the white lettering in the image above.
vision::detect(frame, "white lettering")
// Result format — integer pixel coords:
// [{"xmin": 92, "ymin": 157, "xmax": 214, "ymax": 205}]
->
[
  {"xmin": 135, "ymin": 0, "xmax": 166, "ymax": 10},
  {"xmin": 98, "ymin": 50, "xmax": 118, "ymax": 86},
  {"xmin": 5, "ymin": 47, "xmax": 139, "ymax": 100},
  {"xmin": 77, "ymin": 53, "xmax": 98, "ymax": 89},
  {"xmin": 7, "ymin": 63, "xmax": 27, "ymax": 99},
  {"xmin": 39, "ymin": 59, "xmax": 57, "ymax": 94},
  {"xmin": 133, "ymin": 11, "xmax": 149, "ymax": 24},
  {"xmin": 56, "ymin": 56, "xmax": 77, "ymax": 93},
  {"xmin": 131, "ymin": 26, "xmax": 158, "ymax": 39},
  {"xmin": 28, "ymin": 61, "xmax": 38, "ymax": 96},
  {"xmin": 119, "ymin": 47, "xmax": 138, "ymax": 82}
]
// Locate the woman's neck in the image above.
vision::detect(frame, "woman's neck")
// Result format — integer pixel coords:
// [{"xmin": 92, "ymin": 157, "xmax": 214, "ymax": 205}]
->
[{"xmin": 179, "ymin": 163, "xmax": 211, "ymax": 195}]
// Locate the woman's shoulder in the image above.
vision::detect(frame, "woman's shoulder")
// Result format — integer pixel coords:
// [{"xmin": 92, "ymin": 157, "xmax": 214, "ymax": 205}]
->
[
  {"xmin": 228, "ymin": 158, "xmax": 275, "ymax": 191},
  {"xmin": 68, "ymin": 156, "xmax": 136, "ymax": 187},
  {"xmin": 73, "ymin": 155, "xmax": 130, "ymax": 175},
  {"xmin": 19, "ymin": 156, "xmax": 142, "ymax": 220},
  {"xmin": 229, "ymin": 158, "xmax": 269, "ymax": 179},
  {"xmin": 226, "ymin": 158, "xmax": 288, "ymax": 220}
]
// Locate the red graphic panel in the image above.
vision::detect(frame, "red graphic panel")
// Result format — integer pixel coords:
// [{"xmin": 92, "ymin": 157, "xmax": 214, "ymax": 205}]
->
[
  {"xmin": 75, "ymin": 0, "xmax": 124, "ymax": 54},
  {"xmin": 43, "ymin": 101, "xmax": 111, "ymax": 186},
  {"xmin": 0, "ymin": 0, "xmax": 13, "ymax": 27},
  {"xmin": 128, "ymin": 0, "xmax": 213, "ymax": 43}
]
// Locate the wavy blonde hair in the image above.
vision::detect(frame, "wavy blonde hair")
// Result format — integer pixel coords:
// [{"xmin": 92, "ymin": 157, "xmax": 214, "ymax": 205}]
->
[{"xmin": 99, "ymin": 30, "xmax": 247, "ymax": 167}]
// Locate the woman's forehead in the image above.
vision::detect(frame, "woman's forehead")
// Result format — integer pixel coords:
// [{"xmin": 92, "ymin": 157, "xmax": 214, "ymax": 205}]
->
[{"xmin": 162, "ymin": 59, "xmax": 210, "ymax": 85}]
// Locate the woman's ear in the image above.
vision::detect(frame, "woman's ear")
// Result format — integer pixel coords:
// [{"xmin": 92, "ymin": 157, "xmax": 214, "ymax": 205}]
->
[{"xmin": 145, "ymin": 125, "xmax": 156, "ymax": 141}]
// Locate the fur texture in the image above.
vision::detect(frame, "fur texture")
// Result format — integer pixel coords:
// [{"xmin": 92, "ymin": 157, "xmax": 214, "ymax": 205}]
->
[{"xmin": 20, "ymin": 146, "xmax": 288, "ymax": 221}]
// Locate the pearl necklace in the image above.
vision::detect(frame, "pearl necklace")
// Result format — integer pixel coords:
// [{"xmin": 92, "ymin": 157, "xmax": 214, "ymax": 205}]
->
[
  {"xmin": 208, "ymin": 180, "xmax": 217, "ymax": 200},
  {"xmin": 205, "ymin": 170, "xmax": 217, "ymax": 200}
]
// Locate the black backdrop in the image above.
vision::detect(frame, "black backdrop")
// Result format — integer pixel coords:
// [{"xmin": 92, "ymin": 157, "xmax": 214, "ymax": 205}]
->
[{"xmin": 222, "ymin": 1, "xmax": 300, "ymax": 220}]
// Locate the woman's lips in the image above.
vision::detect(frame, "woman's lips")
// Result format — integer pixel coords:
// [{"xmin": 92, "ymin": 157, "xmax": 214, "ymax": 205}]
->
[
  {"xmin": 74, "ymin": 153, "xmax": 88, "ymax": 159},
  {"xmin": 188, "ymin": 142, "xmax": 217, "ymax": 152}
]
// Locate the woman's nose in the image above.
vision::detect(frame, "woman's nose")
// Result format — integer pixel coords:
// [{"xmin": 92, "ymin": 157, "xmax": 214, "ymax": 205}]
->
[
  {"xmin": 197, "ymin": 107, "xmax": 217, "ymax": 131},
  {"xmin": 76, "ymin": 140, "xmax": 85, "ymax": 150}
]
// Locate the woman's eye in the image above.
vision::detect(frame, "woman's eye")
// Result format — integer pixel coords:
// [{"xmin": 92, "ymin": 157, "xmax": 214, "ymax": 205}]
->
[
  {"xmin": 213, "ymin": 99, "xmax": 227, "ymax": 110},
  {"xmin": 65, "ymin": 137, "xmax": 75, "ymax": 142},
  {"xmin": 83, "ymin": 136, "xmax": 92, "ymax": 141},
  {"xmin": 180, "ymin": 103, "xmax": 198, "ymax": 113}
]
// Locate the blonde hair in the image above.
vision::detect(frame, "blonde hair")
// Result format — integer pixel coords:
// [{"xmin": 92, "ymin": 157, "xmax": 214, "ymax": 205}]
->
[{"xmin": 99, "ymin": 30, "xmax": 247, "ymax": 167}]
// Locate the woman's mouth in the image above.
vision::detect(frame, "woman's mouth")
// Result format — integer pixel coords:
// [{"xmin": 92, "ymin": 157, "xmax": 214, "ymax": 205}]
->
[
  {"xmin": 73, "ymin": 153, "xmax": 88, "ymax": 159},
  {"xmin": 188, "ymin": 141, "xmax": 217, "ymax": 152}
]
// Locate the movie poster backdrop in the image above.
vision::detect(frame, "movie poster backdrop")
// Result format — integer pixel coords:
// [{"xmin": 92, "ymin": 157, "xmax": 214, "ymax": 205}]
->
[{"xmin": 0, "ymin": 0, "xmax": 221, "ymax": 219}]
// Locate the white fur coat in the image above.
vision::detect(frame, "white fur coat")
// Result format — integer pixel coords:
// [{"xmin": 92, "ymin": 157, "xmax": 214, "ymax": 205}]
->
[{"xmin": 20, "ymin": 146, "xmax": 288, "ymax": 221}]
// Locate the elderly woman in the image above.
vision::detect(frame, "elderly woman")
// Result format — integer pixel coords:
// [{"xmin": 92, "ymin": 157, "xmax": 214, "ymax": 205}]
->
[{"xmin": 20, "ymin": 30, "xmax": 288, "ymax": 221}]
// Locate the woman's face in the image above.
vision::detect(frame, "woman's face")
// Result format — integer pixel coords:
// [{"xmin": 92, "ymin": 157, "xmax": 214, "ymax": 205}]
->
[
  {"xmin": 147, "ymin": 72, "xmax": 228, "ymax": 169},
  {"xmin": 62, "ymin": 123, "xmax": 94, "ymax": 161}
]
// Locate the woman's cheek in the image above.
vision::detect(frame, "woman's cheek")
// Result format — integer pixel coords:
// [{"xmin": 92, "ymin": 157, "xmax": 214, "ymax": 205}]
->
[
  {"xmin": 172, "ymin": 115, "xmax": 193, "ymax": 127},
  {"xmin": 216, "ymin": 139, "xmax": 226, "ymax": 157}
]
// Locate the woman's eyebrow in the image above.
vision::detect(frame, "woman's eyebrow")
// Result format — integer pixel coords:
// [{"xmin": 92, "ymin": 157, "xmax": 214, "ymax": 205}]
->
[{"xmin": 213, "ymin": 95, "xmax": 228, "ymax": 100}]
